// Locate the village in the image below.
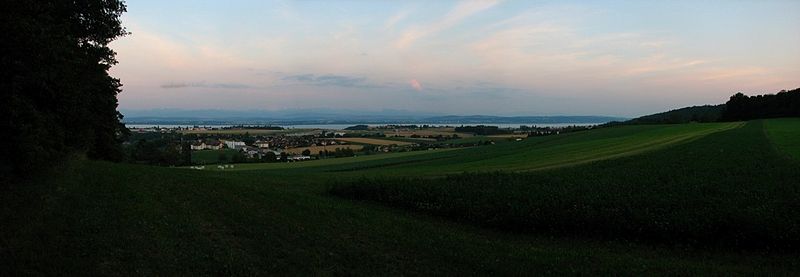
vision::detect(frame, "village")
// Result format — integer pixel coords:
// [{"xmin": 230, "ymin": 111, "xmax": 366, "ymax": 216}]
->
[{"xmin": 124, "ymin": 124, "xmax": 592, "ymax": 166}]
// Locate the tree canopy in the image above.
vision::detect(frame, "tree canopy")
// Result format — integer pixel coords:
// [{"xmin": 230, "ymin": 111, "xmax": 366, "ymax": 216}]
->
[
  {"xmin": 721, "ymin": 88, "xmax": 800, "ymax": 121},
  {"xmin": 1, "ymin": 0, "xmax": 128, "ymax": 176}
]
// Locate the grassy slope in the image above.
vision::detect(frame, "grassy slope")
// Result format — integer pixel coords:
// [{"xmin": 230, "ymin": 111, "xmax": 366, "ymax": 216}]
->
[
  {"xmin": 2, "ymin": 120, "xmax": 797, "ymax": 275},
  {"xmin": 225, "ymin": 122, "xmax": 738, "ymax": 177},
  {"xmin": 202, "ymin": 148, "xmax": 460, "ymax": 171},
  {"xmin": 765, "ymin": 118, "xmax": 800, "ymax": 159},
  {"xmin": 331, "ymin": 121, "xmax": 800, "ymax": 250}
]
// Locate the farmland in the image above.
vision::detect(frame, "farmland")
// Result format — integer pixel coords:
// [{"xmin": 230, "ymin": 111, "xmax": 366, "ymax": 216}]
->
[
  {"xmin": 383, "ymin": 127, "xmax": 474, "ymax": 138},
  {"xmin": 283, "ymin": 144, "xmax": 363, "ymax": 155},
  {"xmin": 331, "ymin": 121, "xmax": 800, "ymax": 250},
  {"xmin": 335, "ymin": 137, "xmax": 413, "ymax": 145},
  {"xmin": 765, "ymin": 118, "xmax": 800, "ymax": 159},
  {"xmin": 179, "ymin": 128, "xmax": 316, "ymax": 135},
  {"xmin": 3, "ymin": 119, "xmax": 799, "ymax": 275}
]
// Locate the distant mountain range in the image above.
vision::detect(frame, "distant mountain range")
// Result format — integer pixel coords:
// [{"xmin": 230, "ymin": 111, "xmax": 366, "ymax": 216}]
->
[{"xmin": 121, "ymin": 109, "xmax": 627, "ymax": 125}]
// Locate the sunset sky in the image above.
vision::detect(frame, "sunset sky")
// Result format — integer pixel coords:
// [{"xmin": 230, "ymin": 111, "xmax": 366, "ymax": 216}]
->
[{"xmin": 111, "ymin": 0, "xmax": 800, "ymax": 117}]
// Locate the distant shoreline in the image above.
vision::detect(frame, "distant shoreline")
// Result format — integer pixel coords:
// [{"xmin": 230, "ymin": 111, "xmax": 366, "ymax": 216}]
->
[{"xmin": 126, "ymin": 122, "xmax": 604, "ymax": 130}]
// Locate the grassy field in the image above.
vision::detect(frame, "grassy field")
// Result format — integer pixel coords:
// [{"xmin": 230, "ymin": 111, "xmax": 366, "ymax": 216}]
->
[
  {"xmin": 194, "ymin": 148, "xmax": 459, "ymax": 171},
  {"xmin": 291, "ymin": 122, "xmax": 740, "ymax": 176},
  {"xmin": 385, "ymin": 128, "xmax": 474, "ymax": 138},
  {"xmin": 201, "ymin": 122, "xmax": 737, "ymax": 176},
  {"xmin": 335, "ymin": 137, "xmax": 413, "ymax": 145},
  {"xmin": 3, "ymin": 119, "xmax": 798, "ymax": 274},
  {"xmin": 764, "ymin": 117, "xmax": 800, "ymax": 159},
  {"xmin": 331, "ymin": 121, "xmax": 800, "ymax": 250},
  {"xmin": 179, "ymin": 128, "xmax": 317, "ymax": 135},
  {"xmin": 283, "ymin": 144, "xmax": 363, "ymax": 154},
  {"xmin": 191, "ymin": 149, "xmax": 239, "ymax": 164}
]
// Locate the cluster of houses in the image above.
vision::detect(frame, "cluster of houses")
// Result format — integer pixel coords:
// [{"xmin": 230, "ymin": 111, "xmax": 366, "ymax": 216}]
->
[
  {"xmin": 190, "ymin": 140, "xmax": 225, "ymax": 150},
  {"xmin": 190, "ymin": 139, "xmax": 312, "ymax": 161},
  {"xmin": 190, "ymin": 139, "xmax": 268, "ymax": 151}
]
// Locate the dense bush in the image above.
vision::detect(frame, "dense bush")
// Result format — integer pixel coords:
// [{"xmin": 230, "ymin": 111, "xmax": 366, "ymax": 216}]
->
[{"xmin": 331, "ymin": 121, "xmax": 800, "ymax": 250}]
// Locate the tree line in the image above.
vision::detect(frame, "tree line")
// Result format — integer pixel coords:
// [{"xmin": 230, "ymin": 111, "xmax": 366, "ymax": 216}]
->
[
  {"xmin": 623, "ymin": 88, "xmax": 799, "ymax": 125},
  {"xmin": 2, "ymin": 0, "xmax": 128, "ymax": 177},
  {"xmin": 721, "ymin": 88, "xmax": 800, "ymax": 121}
]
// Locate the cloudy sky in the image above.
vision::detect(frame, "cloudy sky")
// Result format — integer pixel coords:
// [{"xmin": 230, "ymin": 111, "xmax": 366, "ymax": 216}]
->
[{"xmin": 111, "ymin": 0, "xmax": 799, "ymax": 117}]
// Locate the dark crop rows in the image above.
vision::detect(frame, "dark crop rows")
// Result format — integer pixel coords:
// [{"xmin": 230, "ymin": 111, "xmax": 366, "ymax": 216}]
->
[{"xmin": 331, "ymin": 121, "xmax": 800, "ymax": 250}]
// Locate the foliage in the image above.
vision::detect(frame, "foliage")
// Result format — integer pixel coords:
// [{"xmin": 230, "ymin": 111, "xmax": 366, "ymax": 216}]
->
[
  {"xmin": 1, "ymin": 0, "xmax": 128, "ymax": 176},
  {"xmin": 627, "ymin": 105, "xmax": 724, "ymax": 124},
  {"xmin": 124, "ymin": 132, "xmax": 191, "ymax": 166},
  {"xmin": 331, "ymin": 121, "xmax": 800, "ymax": 250},
  {"xmin": 127, "ymin": 138, "xmax": 190, "ymax": 166},
  {"xmin": 344, "ymin": 124, "xmax": 369, "ymax": 130},
  {"xmin": 721, "ymin": 88, "xmax": 800, "ymax": 121},
  {"xmin": 454, "ymin": 125, "xmax": 511, "ymax": 135}
]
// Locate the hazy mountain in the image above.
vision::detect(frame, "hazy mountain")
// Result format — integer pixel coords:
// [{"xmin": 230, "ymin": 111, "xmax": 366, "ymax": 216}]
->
[{"xmin": 121, "ymin": 109, "xmax": 626, "ymax": 125}]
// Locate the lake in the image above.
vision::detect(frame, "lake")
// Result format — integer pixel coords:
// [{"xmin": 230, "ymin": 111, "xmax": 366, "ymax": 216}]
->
[{"xmin": 126, "ymin": 122, "xmax": 602, "ymax": 130}]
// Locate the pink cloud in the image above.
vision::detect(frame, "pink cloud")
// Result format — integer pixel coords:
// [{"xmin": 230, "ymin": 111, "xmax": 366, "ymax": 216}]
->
[{"xmin": 410, "ymin": 79, "xmax": 423, "ymax": 91}]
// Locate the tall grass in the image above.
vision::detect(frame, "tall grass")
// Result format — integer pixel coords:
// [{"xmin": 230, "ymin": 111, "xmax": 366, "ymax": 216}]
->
[{"xmin": 331, "ymin": 121, "xmax": 800, "ymax": 250}]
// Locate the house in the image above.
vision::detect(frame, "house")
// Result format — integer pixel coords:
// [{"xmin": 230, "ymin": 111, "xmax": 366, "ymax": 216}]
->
[
  {"xmin": 223, "ymin": 140, "xmax": 246, "ymax": 149},
  {"xmin": 205, "ymin": 140, "xmax": 224, "ymax": 150},
  {"xmin": 190, "ymin": 141, "xmax": 206, "ymax": 150},
  {"xmin": 254, "ymin": 140, "xmax": 270, "ymax": 148},
  {"xmin": 240, "ymin": 146, "xmax": 261, "ymax": 159}
]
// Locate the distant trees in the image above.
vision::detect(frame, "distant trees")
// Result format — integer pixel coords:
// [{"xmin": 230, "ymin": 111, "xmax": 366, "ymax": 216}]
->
[
  {"xmin": 128, "ymin": 139, "xmax": 190, "ymax": 166},
  {"xmin": 263, "ymin": 151, "xmax": 277, "ymax": 162},
  {"xmin": 2, "ymin": 0, "xmax": 129, "ymax": 176},
  {"xmin": 624, "ymin": 88, "xmax": 800, "ymax": 125},
  {"xmin": 344, "ymin": 125, "xmax": 369, "ymax": 130},
  {"xmin": 721, "ymin": 88, "xmax": 800, "ymax": 121},
  {"xmin": 454, "ymin": 125, "xmax": 511, "ymax": 135}
]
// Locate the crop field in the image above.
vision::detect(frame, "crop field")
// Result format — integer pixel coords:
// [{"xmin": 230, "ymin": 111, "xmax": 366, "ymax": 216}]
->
[
  {"xmin": 381, "ymin": 136, "xmax": 437, "ymax": 143},
  {"xmin": 4, "ymin": 120, "xmax": 799, "ymax": 275},
  {"xmin": 335, "ymin": 137, "xmax": 413, "ymax": 145},
  {"xmin": 283, "ymin": 144, "xmax": 363, "ymax": 154},
  {"xmin": 487, "ymin": 134, "xmax": 528, "ymax": 138},
  {"xmin": 765, "ymin": 117, "xmax": 800, "ymax": 159},
  {"xmin": 306, "ymin": 122, "xmax": 741, "ymax": 175},
  {"xmin": 385, "ymin": 128, "xmax": 474, "ymax": 138},
  {"xmin": 179, "ymin": 128, "xmax": 317, "ymax": 135},
  {"xmin": 193, "ymin": 148, "xmax": 459, "ymax": 171},
  {"xmin": 215, "ymin": 122, "xmax": 738, "ymax": 176},
  {"xmin": 331, "ymin": 121, "xmax": 800, "ymax": 250}
]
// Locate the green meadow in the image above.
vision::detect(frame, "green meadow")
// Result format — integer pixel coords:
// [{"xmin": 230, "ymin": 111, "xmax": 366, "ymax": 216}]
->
[{"xmin": 2, "ymin": 119, "xmax": 799, "ymax": 275}]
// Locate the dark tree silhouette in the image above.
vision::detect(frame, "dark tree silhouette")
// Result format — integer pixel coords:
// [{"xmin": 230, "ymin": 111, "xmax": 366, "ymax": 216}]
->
[
  {"xmin": 1, "ymin": 0, "xmax": 128, "ymax": 176},
  {"xmin": 720, "ymin": 88, "xmax": 800, "ymax": 121}
]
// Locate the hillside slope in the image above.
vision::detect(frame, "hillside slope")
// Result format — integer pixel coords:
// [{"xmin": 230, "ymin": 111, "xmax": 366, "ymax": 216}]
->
[{"xmin": 2, "ymin": 120, "xmax": 798, "ymax": 275}]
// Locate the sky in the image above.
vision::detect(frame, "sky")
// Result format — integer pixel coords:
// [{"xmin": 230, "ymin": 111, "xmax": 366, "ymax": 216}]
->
[{"xmin": 111, "ymin": 0, "xmax": 800, "ymax": 117}]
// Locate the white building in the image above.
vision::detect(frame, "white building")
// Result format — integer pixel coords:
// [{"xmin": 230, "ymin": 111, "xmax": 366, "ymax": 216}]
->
[
  {"xmin": 224, "ymin": 140, "xmax": 246, "ymax": 149},
  {"xmin": 254, "ymin": 140, "xmax": 270, "ymax": 148}
]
